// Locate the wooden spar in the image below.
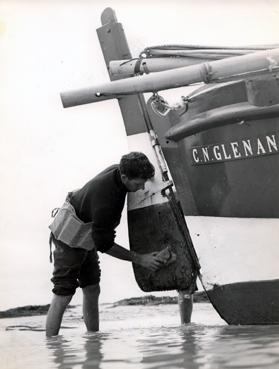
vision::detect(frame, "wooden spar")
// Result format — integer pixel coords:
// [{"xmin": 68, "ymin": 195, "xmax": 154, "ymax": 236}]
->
[
  {"xmin": 109, "ymin": 58, "xmax": 210, "ymax": 77},
  {"xmin": 60, "ymin": 48, "xmax": 279, "ymax": 108},
  {"xmin": 109, "ymin": 46, "xmax": 279, "ymax": 78}
]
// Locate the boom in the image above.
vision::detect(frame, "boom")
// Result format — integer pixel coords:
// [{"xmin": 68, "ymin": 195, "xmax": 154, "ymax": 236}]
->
[{"xmin": 61, "ymin": 48, "xmax": 279, "ymax": 108}]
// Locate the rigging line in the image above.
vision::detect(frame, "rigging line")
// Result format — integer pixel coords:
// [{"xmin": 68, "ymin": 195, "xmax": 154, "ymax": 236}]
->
[{"xmin": 140, "ymin": 44, "xmax": 279, "ymax": 53}]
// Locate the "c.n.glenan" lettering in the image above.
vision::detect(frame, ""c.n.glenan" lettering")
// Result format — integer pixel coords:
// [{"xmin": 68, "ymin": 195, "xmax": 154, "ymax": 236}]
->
[{"xmin": 191, "ymin": 133, "xmax": 279, "ymax": 165}]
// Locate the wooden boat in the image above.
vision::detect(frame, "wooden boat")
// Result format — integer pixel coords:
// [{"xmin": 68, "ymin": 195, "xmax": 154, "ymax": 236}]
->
[{"xmin": 60, "ymin": 8, "xmax": 279, "ymax": 325}]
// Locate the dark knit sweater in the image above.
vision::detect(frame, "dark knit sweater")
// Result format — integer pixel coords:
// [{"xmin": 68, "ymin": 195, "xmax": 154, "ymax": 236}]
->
[{"xmin": 70, "ymin": 165, "xmax": 127, "ymax": 253}]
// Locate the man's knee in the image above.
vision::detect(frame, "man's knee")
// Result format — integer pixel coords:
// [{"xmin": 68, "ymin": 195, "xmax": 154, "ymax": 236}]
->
[
  {"xmin": 50, "ymin": 293, "xmax": 73, "ymax": 310},
  {"xmin": 82, "ymin": 283, "xmax": 100, "ymax": 297}
]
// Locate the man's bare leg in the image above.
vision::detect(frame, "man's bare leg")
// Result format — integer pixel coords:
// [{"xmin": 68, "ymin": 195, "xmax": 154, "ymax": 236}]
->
[
  {"xmin": 46, "ymin": 294, "xmax": 73, "ymax": 337},
  {"xmin": 178, "ymin": 290, "xmax": 193, "ymax": 324},
  {"xmin": 82, "ymin": 284, "xmax": 100, "ymax": 332}
]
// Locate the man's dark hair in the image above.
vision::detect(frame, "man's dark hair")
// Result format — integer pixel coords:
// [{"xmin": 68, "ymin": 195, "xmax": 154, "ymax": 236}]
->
[{"xmin": 119, "ymin": 152, "xmax": 155, "ymax": 180}]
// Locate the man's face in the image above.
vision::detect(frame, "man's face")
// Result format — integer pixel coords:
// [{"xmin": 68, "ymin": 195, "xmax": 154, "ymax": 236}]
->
[{"xmin": 121, "ymin": 175, "xmax": 147, "ymax": 192}]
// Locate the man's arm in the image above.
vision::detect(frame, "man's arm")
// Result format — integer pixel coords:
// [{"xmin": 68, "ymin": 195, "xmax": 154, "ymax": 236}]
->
[{"xmin": 105, "ymin": 243, "xmax": 163, "ymax": 272}]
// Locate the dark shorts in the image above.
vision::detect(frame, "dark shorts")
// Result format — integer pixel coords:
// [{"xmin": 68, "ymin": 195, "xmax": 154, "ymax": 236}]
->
[{"xmin": 51, "ymin": 237, "xmax": 101, "ymax": 296}]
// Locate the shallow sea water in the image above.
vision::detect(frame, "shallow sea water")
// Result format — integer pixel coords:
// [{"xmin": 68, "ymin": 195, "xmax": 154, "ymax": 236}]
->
[{"xmin": 1, "ymin": 303, "xmax": 279, "ymax": 369}]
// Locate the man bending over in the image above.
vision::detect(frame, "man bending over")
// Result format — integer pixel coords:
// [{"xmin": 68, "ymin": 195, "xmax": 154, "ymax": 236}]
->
[{"xmin": 46, "ymin": 152, "xmax": 163, "ymax": 336}]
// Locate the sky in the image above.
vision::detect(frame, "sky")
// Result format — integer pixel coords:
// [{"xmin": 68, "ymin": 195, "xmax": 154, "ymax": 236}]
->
[{"xmin": 0, "ymin": 0, "xmax": 279, "ymax": 310}]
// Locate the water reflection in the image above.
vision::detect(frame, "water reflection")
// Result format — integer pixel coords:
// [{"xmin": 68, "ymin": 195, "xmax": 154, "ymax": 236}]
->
[
  {"xmin": 3, "ymin": 305, "xmax": 279, "ymax": 369},
  {"xmin": 46, "ymin": 336, "xmax": 74, "ymax": 369},
  {"xmin": 135, "ymin": 324, "xmax": 279, "ymax": 369},
  {"xmin": 44, "ymin": 318, "xmax": 279, "ymax": 369},
  {"xmin": 136, "ymin": 325, "xmax": 202, "ymax": 369},
  {"xmin": 46, "ymin": 332, "xmax": 107, "ymax": 369},
  {"xmin": 179, "ymin": 324, "xmax": 279, "ymax": 369},
  {"xmin": 82, "ymin": 333, "xmax": 105, "ymax": 369}
]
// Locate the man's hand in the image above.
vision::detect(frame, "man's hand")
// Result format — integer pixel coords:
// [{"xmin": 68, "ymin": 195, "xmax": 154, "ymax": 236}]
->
[
  {"xmin": 106, "ymin": 243, "xmax": 176, "ymax": 272},
  {"xmin": 132, "ymin": 252, "xmax": 164, "ymax": 272},
  {"xmin": 155, "ymin": 246, "xmax": 176, "ymax": 266},
  {"xmin": 132, "ymin": 247, "xmax": 176, "ymax": 272}
]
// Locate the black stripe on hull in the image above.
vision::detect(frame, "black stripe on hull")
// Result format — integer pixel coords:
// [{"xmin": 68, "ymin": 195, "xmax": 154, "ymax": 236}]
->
[
  {"xmin": 128, "ymin": 202, "xmax": 197, "ymax": 292},
  {"xmin": 207, "ymin": 279, "xmax": 279, "ymax": 325}
]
